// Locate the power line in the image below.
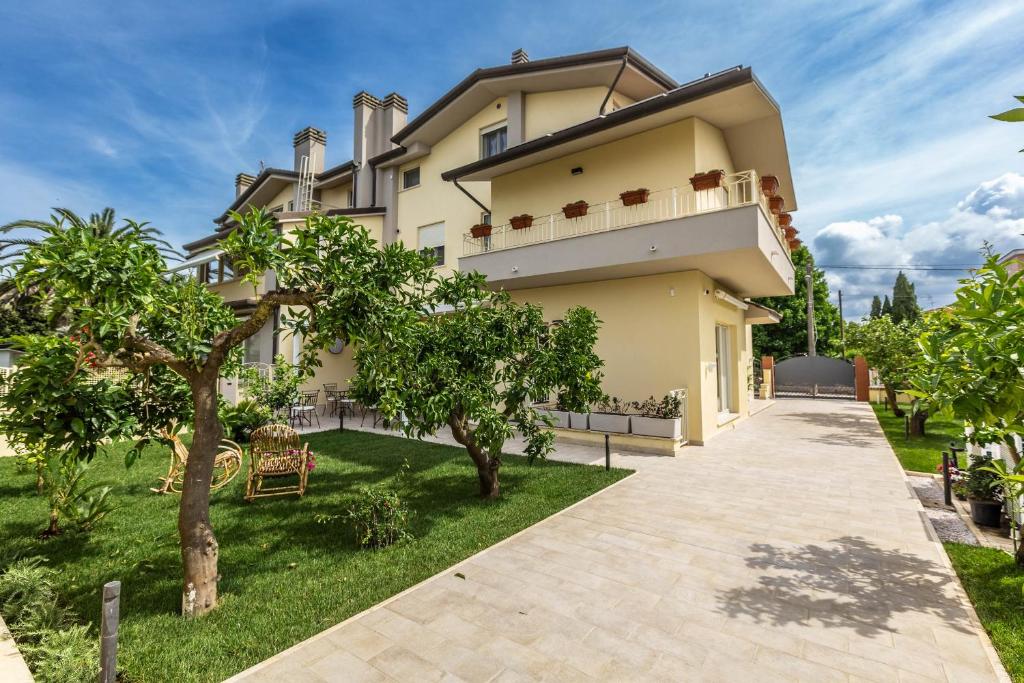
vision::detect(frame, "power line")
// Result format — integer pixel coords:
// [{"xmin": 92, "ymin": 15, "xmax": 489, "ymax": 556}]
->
[{"xmin": 819, "ymin": 264, "xmax": 981, "ymax": 271}]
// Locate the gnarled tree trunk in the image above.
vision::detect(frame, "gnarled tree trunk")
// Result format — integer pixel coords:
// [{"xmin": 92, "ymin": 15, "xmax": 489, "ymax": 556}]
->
[
  {"xmin": 448, "ymin": 411, "xmax": 501, "ymax": 499},
  {"xmin": 909, "ymin": 409, "xmax": 928, "ymax": 436},
  {"xmin": 178, "ymin": 376, "xmax": 222, "ymax": 617},
  {"xmin": 884, "ymin": 384, "xmax": 905, "ymax": 417}
]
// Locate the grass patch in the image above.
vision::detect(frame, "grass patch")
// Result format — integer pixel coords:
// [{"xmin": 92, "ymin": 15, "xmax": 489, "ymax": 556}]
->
[
  {"xmin": 0, "ymin": 429, "xmax": 630, "ymax": 682},
  {"xmin": 945, "ymin": 543, "xmax": 1024, "ymax": 681},
  {"xmin": 871, "ymin": 402, "xmax": 964, "ymax": 473}
]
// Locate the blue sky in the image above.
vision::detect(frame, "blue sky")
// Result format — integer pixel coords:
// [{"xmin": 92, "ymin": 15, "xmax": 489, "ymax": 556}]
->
[{"xmin": 2, "ymin": 0, "xmax": 1023, "ymax": 316}]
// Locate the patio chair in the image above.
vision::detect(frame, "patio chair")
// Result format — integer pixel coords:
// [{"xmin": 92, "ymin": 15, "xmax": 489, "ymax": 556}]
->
[
  {"xmin": 290, "ymin": 390, "xmax": 320, "ymax": 428},
  {"xmin": 323, "ymin": 383, "xmax": 338, "ymax": 416},
  {"xmin": 151, "ymin": 427, "xmax": 243, "ymax": 494},
  {"xmin": 245, "ymin": 424, "xmax": 312, "ymax": 500}
]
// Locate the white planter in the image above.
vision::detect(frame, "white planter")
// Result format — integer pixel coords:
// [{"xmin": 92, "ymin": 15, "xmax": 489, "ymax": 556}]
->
[
  {"xmin": 631, "ymin": 416, "xmax": 681, "ymax": 439},
  {"xmin": 589, "ymin": 413, "xmax": 630, "ymax": 434},
  {"xmin": 535, "ymin": 409, "xmax": 569, "ymax": 429},
  {"xmin": 569, "ymin": 412, "xmax": 589, "ymax": 430}
]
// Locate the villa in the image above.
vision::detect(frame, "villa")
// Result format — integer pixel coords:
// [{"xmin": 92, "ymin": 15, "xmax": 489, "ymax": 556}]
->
[{"xmin": 176, "ymin": 46, "xmax": 798, "ymax": 445}]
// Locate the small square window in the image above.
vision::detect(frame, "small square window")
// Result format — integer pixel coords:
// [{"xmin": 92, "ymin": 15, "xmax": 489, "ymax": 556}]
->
[
  {"xmin": 402, "ymin": 167, "xmax": 420, "ymax": 190},
  {"xmin": 481, "ymin": 125, "xmax": 507, "ymax": 159}
]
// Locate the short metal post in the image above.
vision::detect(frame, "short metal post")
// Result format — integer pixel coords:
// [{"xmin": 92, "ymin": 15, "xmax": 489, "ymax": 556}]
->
[
  {"xmin": 99, "ymin": 581, "xmax": 120, "ymax": 683},
  {"xmin": 941, "ymin": 452, "xmax": 952, "ymax": 507},
  {"xmin": 950, "ymin": 442, "xmax": 964, "ymax": 469},
  {"xmin": 905, "ymin": 415, "xmax": 910, "ymax": 441},
  {"xmin": 338, "ymin": 406, "xmax": 344, "ymax": 432},
  {"xmin": 604, "ymin": 433, "xmax": 610, "ymax": 472}
]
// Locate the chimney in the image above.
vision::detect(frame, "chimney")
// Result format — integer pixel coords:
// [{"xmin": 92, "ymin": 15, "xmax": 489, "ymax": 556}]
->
[
  {"xmin": 353, "ymin": 91, "xmax": 382, "ymax": 207},
  {"xmin": 378, "ymin": 92, "xmax": 408, "ymax": 153},
  {"xmin": 235, "ymin": 172, "xmax": 255, "ymax": 198},
  {"xmin": 511, "ymin": 48, "xmax": 529, "ymax": 65},
  {"xmin": 293, "ymin": 127, "xmax": 326, "ymax": 174}
]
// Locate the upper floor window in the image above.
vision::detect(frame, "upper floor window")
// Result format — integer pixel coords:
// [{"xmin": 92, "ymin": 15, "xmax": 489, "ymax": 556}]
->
[
  {"xmin": 418, "ymin": 222, "xmax": 445, "ymax": 267},
  {"xmin": 346, "ymin": 189, "xmax": 354, "ymax": 207},
  {"xmin": 402, "ymin": 167, "xmax": 420, "ymax": 190},
  {"xmin": 480, "ymin": 122, "xmax": 507, "ymax": 159}
]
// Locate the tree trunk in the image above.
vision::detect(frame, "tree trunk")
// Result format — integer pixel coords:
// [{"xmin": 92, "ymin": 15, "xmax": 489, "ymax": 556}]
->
[
  {"xmin": 884, "ymin": 384, "xmax": 904, "ymax": 417},
  {"xmin": 448, "ymin": 411, "xmax": 501, "ymax": 499},
  {"xmin": 476, "ymin": 456, "xmax": 501, "ymax": 499},
  {"xmin": 178, "ymin": 378, "xmax": 222, "ymax": 617},
  {"xmin": 1006, "ymin": 437, "xmax": 1021, "ymax": 467},
  {"xmin": 909, "ymin": 410, "xmax": 928, "ymax": 436}
]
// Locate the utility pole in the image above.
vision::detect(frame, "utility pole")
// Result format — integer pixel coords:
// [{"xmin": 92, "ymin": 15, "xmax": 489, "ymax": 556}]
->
[
  {"xmin": 838, "ymin": 289, "xmax": 846, "ymax": 358},
  {"xmin": 806, "ymin": 260, "xmax": 816, "ymax": 356}
]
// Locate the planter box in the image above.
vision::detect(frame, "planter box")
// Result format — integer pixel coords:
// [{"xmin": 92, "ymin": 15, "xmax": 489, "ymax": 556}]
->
[
  {"xmin": 788, "ymin": 238, "xmax": 802, "ymax": 250},
  {"xmin": 470, "ymin": 223, "xmax": 492, "ymax": 238},
  {"xmin": 769, "ymin": 196, "xmax": 785, "ymax": 214},
  {"xmin": 760, "ymin": 175, "xmax": 780, "ymax": 197},
  {"xmin": 562, "ymin": 201, "xmax": 589, "ymax": 219},
  {"xmin": 569, "ymin": 412, "xmax": 589, "ymax": 430},
  {"xmin": 631, "ymin": 416, "xmax": 681, "ymax": 439},
  {"xmin": 589, "ymin": 412, "xmax": 630, "ymax": 434},
  {"xmin": 510, "ymin": 214, "xmax": 533, "ymax": 230},
  {"xmin": 784, "ymin": 226, "xmax": 798, "ymax": 240},
  {"xmin": 689, "ymin": 170, "xmax": 725, "ymax": 192},
  {"xmin": 619, "ymin": 188, "xmax": 650, "ymax": 206},
  {"xmin": 778, "ymin": 212, "xmax": 792, "ymax": 227},
  {"xmin": 535, "ymin": 408, "xmax": 569, "ymax": 429},
  {"xmin": 970, "ymin": 499, "xmax": 1003, "ymax": 528}
]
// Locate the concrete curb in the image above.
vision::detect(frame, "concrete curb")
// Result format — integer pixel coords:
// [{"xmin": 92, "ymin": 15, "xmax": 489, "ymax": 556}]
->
[{"xmin": 0, "ymin": 614, "xmax": 33, "ymax": 683}]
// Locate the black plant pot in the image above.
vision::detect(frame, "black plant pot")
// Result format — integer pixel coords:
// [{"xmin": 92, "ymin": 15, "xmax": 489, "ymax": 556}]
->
[{"xmin": 969, "ymin": 499, "xmax": 1003, "ymax": 528}]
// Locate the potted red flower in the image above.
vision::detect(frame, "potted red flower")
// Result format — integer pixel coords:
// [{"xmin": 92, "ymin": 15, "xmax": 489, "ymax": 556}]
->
[
  {"xmin": 788, "ymin": 238, "xmax": 802, "ymax": 250},
  {"xmin": 769, "ymin": 196, "xmax": 785, "ymax": 215},
  {"xmin": 619, "ymin": 188, "xmax": 650, "ymax": 207},
  {"xmin": 562, "ymin": 201, "xmax": 589, "ymax": 219},
  {"xmin": 509, "ymin": 214, "xmax": 533, "ymax": 230},
  {"xmin": 689, "ymin": 169, "xmax": 725, "ymax": 192},
  {"xmin": 760, "ymin": 175, "xmax": 779, "ymax": 197},
  {"xmin": 778, "ymin": 212, "xmax": 792, "ymax": 227},
  {"xmin": 470, "ymin": 223, "xmax": 492, "ymax": 238},
  {"xmin": 784, "ymin": 226, "xmax": 798, "ymax": 240}
]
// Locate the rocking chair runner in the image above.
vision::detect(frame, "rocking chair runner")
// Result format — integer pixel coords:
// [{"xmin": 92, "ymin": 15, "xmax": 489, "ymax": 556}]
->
[
  {"xmin": 246, "ymin": 424, "xmax": 312, "ymax": 501},
  {"xmin": 151, "ymin": 429, "xmax": 243, "ymax": 494}
]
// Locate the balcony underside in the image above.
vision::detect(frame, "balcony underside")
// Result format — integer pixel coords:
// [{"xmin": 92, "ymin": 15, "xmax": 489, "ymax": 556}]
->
[{"xmin": 459, "ymin": 204, "xmax": 795, "ymax": 296}]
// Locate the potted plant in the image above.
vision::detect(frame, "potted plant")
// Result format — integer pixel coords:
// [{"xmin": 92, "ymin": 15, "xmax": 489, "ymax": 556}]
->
[
  {"xmin": 769, "ymin": 196, "xmax": 785, "ymax": 215},
  {"xmin": 689, "ymin": 169, "xmax": 725, "ymax": 192},
  {"xmin": 619, "ymin": 188, "xmax": 650, "ymax": 207},
  {"xmin": 784, "ymin": 226, "xmax": 798, "ymax": 240},
  {"xmin": 760, "ymin": 175, "xmax": 779, "ymax": 197},
  {"xmin": 629, "ymin": 393, "xmax": 683, "ymax": 439},
  {"xmin": 562, "ymin": 201, "xmax": 589, "ymax": 219},
  {"xmin": 788, "ymin": 238, "xmax": 802, "ymax": 250},
  {"xmin": 963, "ymin": 456, "xmax": 1003, "ymax": 527},
  {"xmin": 510, "ymin": 214, "xmax": 533, "ymax": 230},
  {"xmin": 778, "ymin": 212, "xmax": 792, "ymax": 227},
  {"xmin": 534, "ymin": 402, "xmax": 568, "ymax": 429},
  {"xmin": 589, "ymin": 397, "xmax": 630, "ymax": 434},
  {"xmin": 937, "ymin": 462, "xmax": 968, "ymax": 500},
  {"xmin": 470, "ymin": 223, "xmax": 492, "ymax": 238}
]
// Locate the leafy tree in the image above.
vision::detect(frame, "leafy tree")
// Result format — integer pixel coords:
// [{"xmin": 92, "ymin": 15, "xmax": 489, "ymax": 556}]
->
[
  {"xmin": 3, "ymin": 208, "xmax": 438, "ymax": 617},
  {"xmin": 911, "ymin": 255, "xmax": 1024, "ymax": 464},
  {"xmin": 890, "ymin": 271, "xmax": 920, "ymax": 324},
  {"xmin": 0, "ymin": 289, "xmax": 50, "ymax": 338},
  {"xmin": 881, "ymin": 295, "xmax": 892, "ymax": 317},
  {"xmin": 991, "ymin": 94, "xmax": 1024, "ymax": 152},
  {"xmin": 351, "ymin": 271, "xmax": 605, "ymax": 498},
  {"xmin": 869, "ymin": 295, "xmax": 882, "ymax": 319},
  {"xmin": 752, "ymin": 246, "xmax": 842, "ymax": 360},
  {"xmin": 847, "ymin": 315, "xmax": 926, "ymax": 431}
]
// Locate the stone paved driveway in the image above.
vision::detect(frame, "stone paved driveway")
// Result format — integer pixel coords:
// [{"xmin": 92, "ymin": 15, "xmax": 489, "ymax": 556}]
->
[{"xmin": 229, "ymin": 399, "xmax": 1007, "ymax": 682}]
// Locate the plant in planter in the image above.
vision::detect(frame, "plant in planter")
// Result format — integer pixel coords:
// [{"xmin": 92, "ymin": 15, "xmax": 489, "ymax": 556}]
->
[
  {"xmin": 769, "ymin": 195, "xmax": 785, "ymax": 214},
  {"xmin": 509, "ymin": 214, "xmax": 533, "ymax": 230},
  {"xmin": 470, "ymin": 223, "xmax": 492, "ymax": 238},
  {"xmin": 558, "ymin": 393, "xmax": 588, "ymax": 430},
  {"xmin": 788, "ymin": 238, "xmax": 802, "ymax": 250},
  {"xmin": 589, "ymin": 396, "xmax": 630, "ymax": 434},
  {"xmin": 629, "ymin": 393, "xmax": 683, "ymax": 439},
  {"xmin": 937, "ymin": 461, "xmax": 968, "ymax": 500},
  {"xmin": 784, "ymin": 226, "xmax": 798, "ymax": 240},
  {"xmin": 689, "ymin": 169, "xmax": 725, "ymax": 192},
  {"xmin": 760, "ymin": 175, "xmax": 779, "ymax": 197},
  {"xmin": 562, "ymin": 201, "xmax": 589, "ymax": 219},
  {"xmin": 963, "ymin": 456, "xmax": 1003, "ymax": 527},
  {"xmin": 778, "ymin": 212, "xmax": 792, "ymax": 227},
  {"xmin": 619, "ymin": 188, "xmax": 650, "ymax": 207},
  {"xmin": 535, "ymin": 397, "xmax": 569, "ymax": 429}
]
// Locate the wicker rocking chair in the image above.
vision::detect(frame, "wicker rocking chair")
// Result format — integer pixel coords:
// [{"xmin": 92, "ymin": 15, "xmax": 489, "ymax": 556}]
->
[
  {"xmin": 151, "ymin": 428, "xmax": 243, "ymax": 494},
  {"xmin": 246, "ymin": 424, "xmax": 312, "ymax": 501}
]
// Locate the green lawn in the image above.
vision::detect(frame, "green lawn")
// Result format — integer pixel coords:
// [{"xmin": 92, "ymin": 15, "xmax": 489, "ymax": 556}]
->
[
  {"xmin": 871, "ymin": 402, "xmax": 965, "ymax": 472},
  {"xmin": 0, "ymin": 429, "xmax": 630, "ymax": 682},
  {"xmin": 945, "ymin": 543, "xmax": 1024, "ymax": 681}
]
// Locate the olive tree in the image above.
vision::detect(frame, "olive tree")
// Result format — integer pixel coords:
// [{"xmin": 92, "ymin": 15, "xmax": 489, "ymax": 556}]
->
[
  {"xmin": 6, "ymin": 208, "xmax": 437, "ymax": 616},
  {"xmin": 351, "ymin": 271, "xmax": 604, "ymax": 498}
]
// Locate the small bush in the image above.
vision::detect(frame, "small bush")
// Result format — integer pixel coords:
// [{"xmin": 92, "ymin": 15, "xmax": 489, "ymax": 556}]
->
[
  {"xmin": 345, "ymin": 486, "xmax": 413, "ymax": 549},
  {"xmin": 21, "ymin": 624, "xmax": 98, "ymax": 683},
  {"xmin": 219, "ymin": 399, "xmax": 272, "ymax": 443},
  {"xmin": 50, "ymin": 461, "xmax": 116, "ymax": 534}
]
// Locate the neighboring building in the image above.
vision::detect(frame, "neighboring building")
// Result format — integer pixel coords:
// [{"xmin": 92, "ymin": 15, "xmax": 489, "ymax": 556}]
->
[
  {"xmin": 999, "ymin": 248, "xmax": 1024, "ymax": 275},
  {"xmin": 176, "ymin": 47, "xmax": 798, "ymax": 445}
]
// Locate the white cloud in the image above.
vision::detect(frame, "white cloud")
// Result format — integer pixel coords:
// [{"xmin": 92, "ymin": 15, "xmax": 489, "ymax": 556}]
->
[
  {"xmin": 89, "ymin": 135, "xmax": 117, "ymax": 158},
  {"xmin": 813, "ymin": 173, "xmax": 1024, "ymax": 317}
]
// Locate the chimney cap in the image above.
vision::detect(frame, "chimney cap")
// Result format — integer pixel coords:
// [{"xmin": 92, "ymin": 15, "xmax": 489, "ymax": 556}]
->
[
  {"xmin": 235, "ymin": 172, "xmax": 256, "ymax": 185},
  {"xmin": 511, "ymin": 48, "xmax": 529, "ymax": 65},
  {"xmin": 293, "ymin": 127, "xmax": 327, "ymax": 146},
  {"xmin": 381, "ymin": 92, "xmax": 408, "ymax": 114},
  {"xmin": 353, "ymin": 91, "xmax": 382, "ymax": 109}
]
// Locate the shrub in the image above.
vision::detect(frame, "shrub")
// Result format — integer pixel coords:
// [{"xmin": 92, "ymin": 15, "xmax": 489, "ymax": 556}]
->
[
  {"xmin": 48, "ymin": 461, "xmax": 116, "ymax": 534},
  {"xmin": 963, "ymin": 456, "xmax": 1002, "ymax": 501},
  {"xmin": 594, "ymin": 396, "xmax": 628, "ymax": 415},
  {"xmin": 345, "ymin": 487, "xmax": 413, "ymax": 549},
  {"xmin": 630, "ymin": 393, "xmax": 682, "ymax": 419},
  {"xmin": 219, "ymin": 399, "xmax": 272, "ymax": 443},
  {"xmin": 21, "ymin": 624, "xmax": 98, "ymax": 683}
]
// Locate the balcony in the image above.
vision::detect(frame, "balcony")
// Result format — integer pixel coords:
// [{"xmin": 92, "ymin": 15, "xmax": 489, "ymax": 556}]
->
[{"xmin": 459, "ymin": 170, "xmax": 796, "ymax": 297}]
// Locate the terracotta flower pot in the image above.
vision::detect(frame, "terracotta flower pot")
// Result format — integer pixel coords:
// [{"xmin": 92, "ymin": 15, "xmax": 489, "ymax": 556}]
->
[
  {"xmin": 788, "ymin": 238, "xmax": 802, "ymax": 250},
  {"xmin": 760, "ymin": 175, "xmax": 780, "ymax": 197},
  {"xmin": 689, "ymin": 170, "xmax": 725, "ymax": 192},
  {"xmin": 470, "ymin": 224, "xmax": 492, "ymax": 238},
  {"xmin": 619, "ymin": 188, "xmax": 650, "ymax": 206},
  {"xmin": 509, "ymin": 214, "xmax": 533, "ymax": 230},
  {"xmin": 769, "ymin": 196, "xmax": 785, "ymax": 215},
  {"xmin": 562, "ymin": 201, "xmax": 589, "ymax": 219},
  {"xmin": 778, "ymin": 212, "xmax": 792, "ymax": 227},
  {"xmin": 784, "ymin": 226, "xmax": 798, "ymax": 240}
]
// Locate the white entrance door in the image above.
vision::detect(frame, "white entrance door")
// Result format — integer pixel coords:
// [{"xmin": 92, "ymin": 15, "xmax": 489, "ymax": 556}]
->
[{"xmin": 716, "ymin": 324, "xmax": 732, "ymax": 414}]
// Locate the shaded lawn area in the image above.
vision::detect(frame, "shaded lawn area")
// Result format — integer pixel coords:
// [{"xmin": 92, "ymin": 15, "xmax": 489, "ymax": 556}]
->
[
  {"xmin": 871, "ymin": 402, "xmax": 964, "ymax": 473},
  {"xmin": 945, "ymin": 543, "xmax": 1024, "ymax": 682},
  {"xmin": 0, "ymin": 429, "xmax": 631, "ymax": 682}
]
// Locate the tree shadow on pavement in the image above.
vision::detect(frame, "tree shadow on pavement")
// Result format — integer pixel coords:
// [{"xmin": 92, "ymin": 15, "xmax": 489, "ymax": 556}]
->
[{"xmin": 716, "ymin": 536, "xmax": 973, "ymax": 637}]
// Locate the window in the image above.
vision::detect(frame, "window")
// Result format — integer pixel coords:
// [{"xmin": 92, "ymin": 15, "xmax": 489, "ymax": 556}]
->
[
  {"xmin": 402, "ymin": 167, "xmax": 420, "ymax": 190},
  {"xmin": 346, "ymin": 189, "xmax": 354, "ymax": 207},
  {"xmin": 269, "ymin": 205, "xmax": 284, "ymax": 213},
  {"xmin": 418, "ymin": 222, "xmax": 445, "ymax": 266},
  {"xmin": 715, "ymin": 324, "xmax": 733, "ymax": 414},
  {"xmin": 481, "ymin": 212, "xmax": 491, "ymax": 225},
  {"xmin": 287, "ymin": 200, "xmax": 294, "ymax": 211},
  {"xmin": 480, "ymin": 122, "xmax": 507, "ymax": 159}
]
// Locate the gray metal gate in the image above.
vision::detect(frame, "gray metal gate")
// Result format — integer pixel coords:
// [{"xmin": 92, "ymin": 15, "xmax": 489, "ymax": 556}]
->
[{"xmin": 774, "ymin": 356, "xmax": 855, "ymax": 399}]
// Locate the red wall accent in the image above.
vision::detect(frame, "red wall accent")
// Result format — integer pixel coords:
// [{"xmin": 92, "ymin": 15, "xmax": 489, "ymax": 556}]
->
[{"xmin": 854, "ymin": 356, "xmax": 870, "ymax": 402}]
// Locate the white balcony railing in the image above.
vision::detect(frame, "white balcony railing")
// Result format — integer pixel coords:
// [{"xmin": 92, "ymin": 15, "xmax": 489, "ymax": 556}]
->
[{"xmin": 463, "ymin": 170, "xmax": 790, "ymax": 258}]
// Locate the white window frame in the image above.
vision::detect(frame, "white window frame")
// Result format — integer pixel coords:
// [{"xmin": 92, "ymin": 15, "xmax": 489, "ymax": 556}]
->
[
  {"xmin": 401, "ymin": 166, "xmax": 421, "ymax": 191},
  {"xmin": 417, "ymin": 222, "xmax": 446, "ymax": 267},
  {"xmin": 480, "ymin": 120, "xmax": 508, "ymax": 159}
]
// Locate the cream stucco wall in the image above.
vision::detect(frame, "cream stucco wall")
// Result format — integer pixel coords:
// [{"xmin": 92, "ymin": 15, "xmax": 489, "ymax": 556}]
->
[
  {"xmin": 490, "ymin": 117, "xmax": 734, "ymax": 227},
  {"xmin": 266, "ymin": 184, "xmax": 296, "ymax": 211},
  {"xmin": 523, "ymin": 87, "xmax": 608, "ymax": 140},
  {"xmin": 319, "ymin": 183, "xmax": 353, "ymax": 211}
]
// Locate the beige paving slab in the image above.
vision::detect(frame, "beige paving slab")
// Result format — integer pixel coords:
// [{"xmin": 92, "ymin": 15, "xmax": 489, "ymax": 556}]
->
[{"xmin": 229, "ymin": 399, "xmax": 1008, "ymax": 682}]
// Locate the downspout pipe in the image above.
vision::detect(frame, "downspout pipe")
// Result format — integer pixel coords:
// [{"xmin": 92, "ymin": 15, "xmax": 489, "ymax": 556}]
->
[
  {"xmin": 351, "ymin": 162, "xmax": 360, "ymax": 208},
  {"xmin": 451, "ymin": 177, "xmax": 490, "ymax": 215},
  {"xmin": 599, "ymin": 56, "xmax": 628, "ymax": 116}
]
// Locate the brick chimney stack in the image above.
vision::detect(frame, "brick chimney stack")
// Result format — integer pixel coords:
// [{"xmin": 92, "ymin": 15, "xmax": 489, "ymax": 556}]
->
[
  {"xmin": 235, "ymin": 173, "xmax": 256, "ymax": 198},
  {"xmin": 511, "ymin": 48, "xmax": 529, "ymax": 64},
  {"xmin": 293, "ymin": 126, "xmax": 326, "ymax": 174}
]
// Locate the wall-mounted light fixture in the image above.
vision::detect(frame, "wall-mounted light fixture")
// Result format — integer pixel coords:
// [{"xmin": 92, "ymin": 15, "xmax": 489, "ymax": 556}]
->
[{"xmin": 570, "ymin": 167, "xmax": 583, "ymax": 175}]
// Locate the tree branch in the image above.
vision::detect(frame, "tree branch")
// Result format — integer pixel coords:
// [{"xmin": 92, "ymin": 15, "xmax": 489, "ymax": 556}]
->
[{"xmin": 210, "ymin": 289, "xmax": 312, "ymax": 358}]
